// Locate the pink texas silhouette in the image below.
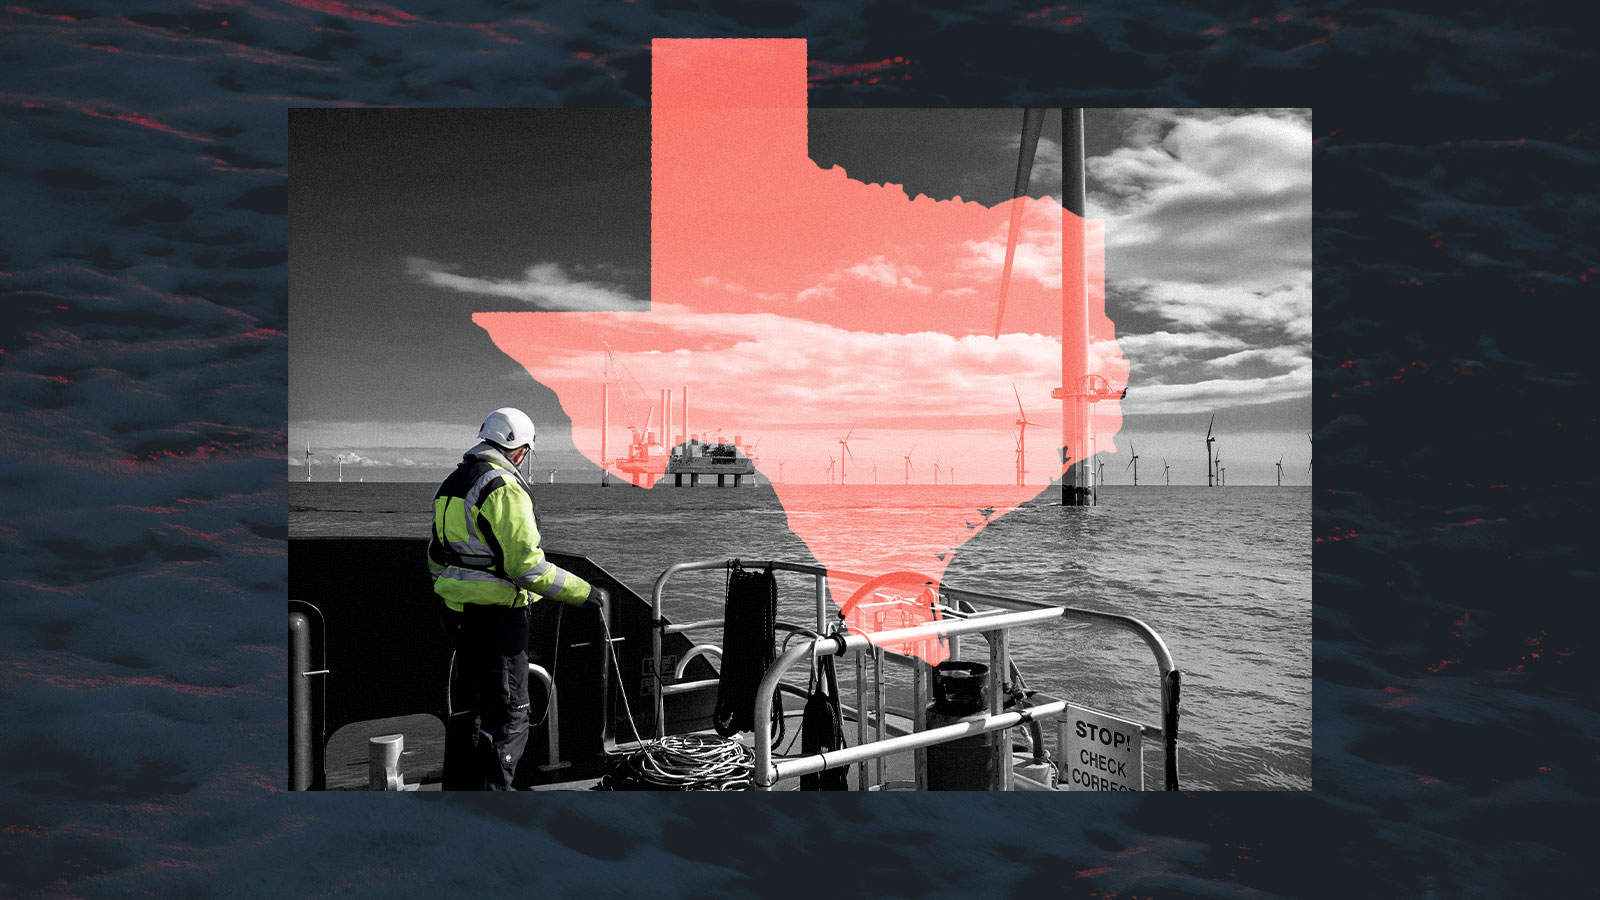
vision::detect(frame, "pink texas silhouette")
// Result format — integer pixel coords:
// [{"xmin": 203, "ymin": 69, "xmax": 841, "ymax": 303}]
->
[{"xmin": 477, "ymin": 39, "xmax": 1125, "ymax": 659}]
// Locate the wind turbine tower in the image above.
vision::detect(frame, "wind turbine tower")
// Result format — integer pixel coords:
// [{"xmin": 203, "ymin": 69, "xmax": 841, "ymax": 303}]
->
[
  {"xmin": 305, "ymin": 442, "xmax": 313, "ymax": 481},
  {"xmin": 1276, "ymin": 456, "xmax": 1285, "ymax": 486},
  {"xmin": 838, "ymin": 425, "xmax": 865, "ymax": 486},
  {"xmin": 1205, "ymin": 415, "xmax": 1217, "ymax": 487},
  {"xmin": 1014, "ymin": 384, "xmax": 1042, "ymax": 486}
]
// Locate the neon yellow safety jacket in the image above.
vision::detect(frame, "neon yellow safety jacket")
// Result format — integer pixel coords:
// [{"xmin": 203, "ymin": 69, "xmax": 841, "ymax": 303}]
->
[{"xmin": 427, "ymin": 445, "xmax": 591, "ymax": 611}]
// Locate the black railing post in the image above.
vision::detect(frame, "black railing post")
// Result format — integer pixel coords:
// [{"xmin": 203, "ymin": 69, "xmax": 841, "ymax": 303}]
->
[{"xmin": 1163, "ymin": 669, "xmax": 1182, "ymax": 790}]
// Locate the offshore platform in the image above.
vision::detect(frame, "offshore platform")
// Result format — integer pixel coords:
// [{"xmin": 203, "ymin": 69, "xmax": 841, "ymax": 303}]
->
[
  {"xmin": 667, "ymin": 431, "xmax": 757, "ymax": 487},
  {"xmin": 603, "ymin": 376, "xmax": 755, "ymax": 488}
]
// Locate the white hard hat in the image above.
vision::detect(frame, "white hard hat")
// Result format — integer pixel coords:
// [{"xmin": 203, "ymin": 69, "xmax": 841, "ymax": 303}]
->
[{"xmin": 478, "ymin": 407, "xmax": 536, "ymax": 451}]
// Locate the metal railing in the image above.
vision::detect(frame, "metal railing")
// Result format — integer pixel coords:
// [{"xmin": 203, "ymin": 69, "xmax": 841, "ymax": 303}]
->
[
  {"xmin": 528, "ymin": 663, "xmax": 570, "ymax": 772},
  {"xmin": 648, "ymin": 558, "xmax": 1182, "ymax": 791},
  {"xmin": 755, "ymin": 608, "xmax": 1062, "ymax": 790},
  {"xmin": 650, "ymin": 560, "xmax": 836, "ymax": 739}
]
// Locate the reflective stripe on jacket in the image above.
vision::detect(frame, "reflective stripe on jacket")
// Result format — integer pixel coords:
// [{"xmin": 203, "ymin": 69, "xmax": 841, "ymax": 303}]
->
[{"xmin": 427, "ymin": 448, "xmax": 591, "ymax": 611}]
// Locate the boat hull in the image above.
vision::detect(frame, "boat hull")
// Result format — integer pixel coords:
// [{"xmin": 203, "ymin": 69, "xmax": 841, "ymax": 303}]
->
[{"xmin": 288, "ymin": 536, "xmax": 719, "ymax": 789}]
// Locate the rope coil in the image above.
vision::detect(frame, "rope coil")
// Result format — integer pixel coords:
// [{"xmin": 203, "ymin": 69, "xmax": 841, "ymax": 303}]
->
[
  {"xmin": 591, "ymin": 586, "xmax": 759, "ymax": 791},
  {"xmin": 596, "ymin": 734, "xmax": 754, "ymax": 791}
]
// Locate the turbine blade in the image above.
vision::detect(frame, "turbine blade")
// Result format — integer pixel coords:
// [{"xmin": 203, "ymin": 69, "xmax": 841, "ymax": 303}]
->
[
  {"xmin": 1014, "ymin": 383, "xmax": 1026, "ymax": 420},
  {"xmin": 1206, "ymin": 414, "xmax": 1215, "ymax": 440}
]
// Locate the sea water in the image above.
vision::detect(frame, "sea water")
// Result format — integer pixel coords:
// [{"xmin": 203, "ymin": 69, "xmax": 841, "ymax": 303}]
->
[{"xmin": 290, "ymin": 480, "xmax": 1311, "ymax": 790}]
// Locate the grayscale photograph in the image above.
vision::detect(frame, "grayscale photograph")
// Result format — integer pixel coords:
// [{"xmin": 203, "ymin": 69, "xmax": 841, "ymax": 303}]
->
[{"xmin": 289, "ymin": 71, "xmax": 1309, "ymax": 792}]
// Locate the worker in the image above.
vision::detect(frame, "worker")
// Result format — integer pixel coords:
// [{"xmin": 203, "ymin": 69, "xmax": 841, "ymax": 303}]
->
[{"xmin": 427, "ymin": 407, "xmax": 606, "ymax": 790}]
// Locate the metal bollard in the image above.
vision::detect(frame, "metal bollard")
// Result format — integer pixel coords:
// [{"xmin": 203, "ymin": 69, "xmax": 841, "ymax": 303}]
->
[{"xmin": 368, "ymin": 734, "xmax": 405, "ymax": 791}]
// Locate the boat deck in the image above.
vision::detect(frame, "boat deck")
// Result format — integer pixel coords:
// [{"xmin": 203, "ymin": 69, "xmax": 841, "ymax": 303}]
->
[{"xmin": 327, "ymin": 708, "xmax": 930, "ymax": 791}]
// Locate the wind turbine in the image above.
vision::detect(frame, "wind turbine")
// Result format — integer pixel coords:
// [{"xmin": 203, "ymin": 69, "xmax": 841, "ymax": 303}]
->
[
  {"xmin": 1162, "ymin": 458, "xmax": 1171, "ymax": 486},
  {"xmin": 1205, "ymin": 414, "xmax": 1217, "ymax": 487},
  {"xmin": 933, "ymin": 453, "xmax": 943, "ymax": 485},
  {"xmin": 871, "ymin": 461, "xmax": 878, "ymax": 484},
  {"xmin": 337, "ymin": 453, "xmax": 345, "ymax": 483},
  {"xmin": 305, "ymin": 442, "xmax": 313, "ymax": 481},
  {"xmin": 777, "ymin": 460, "xmax": 787, "ymax": 483},
  {"xmin": 903, "ymin": 446, "xmax": 916, "ymax": 485},
  {"xmin": 1096, "ymin": 459, "xmax": 1107, "ymax": 489},
  {"xmin": 948, "ymin": 465, "xmax": 955, "ymax": 484},
  {"xmin": 548, "ymin": 469, "xmax": 557, "ymax": 484},
  {"xmin": 1125, "ymin": 441, "xmax": 1140, "ymax": 486},
  {"xmin": 825, "ymin": 454, "xmax": 836, "ymax": 485},
  {"xmin": 1014, "ymin": 383, "xmax": 1042, "ymax": 486},
  {"xmin": 838, "ymin": 424, "xmax": 866, "ymax": 486},
  {"xmin": 1276, "ymin": 456, "xmax": 1285, "ymax": 487}
]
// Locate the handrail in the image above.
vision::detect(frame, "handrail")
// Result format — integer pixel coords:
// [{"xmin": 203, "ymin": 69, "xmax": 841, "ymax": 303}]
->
[
  {"xmin": 673, "ymin": 645, "xmax": 721, "ymax": 680},
  {"xmin": 527, "ymin": 663, "xmax": 568, "ymax": 771},
  {"xmin": 773, "ymin": 701, "xmax": 1070, "ymax": 785},
  {"xmin": 752, "ymin": 608, "xmax": 1064, "ymax": 789},
  {"xmin": 649, "ymin": 559, "xmax": 841, "ymax": 738},
  {"xmin": 649, "ymin": 557, "xmax": 1181, "ymax": 790}
]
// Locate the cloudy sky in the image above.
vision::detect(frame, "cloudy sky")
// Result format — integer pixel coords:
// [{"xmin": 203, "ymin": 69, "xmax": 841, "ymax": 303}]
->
[{"xmin": 290, "ymin": 106, "xmax": 1310, "ymax": 484}]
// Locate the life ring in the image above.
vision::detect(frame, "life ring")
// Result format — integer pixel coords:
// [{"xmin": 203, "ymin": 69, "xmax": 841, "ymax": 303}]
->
[{"xmin": 838, "ymin": 571, "xmax": 944, "ymax": 621}]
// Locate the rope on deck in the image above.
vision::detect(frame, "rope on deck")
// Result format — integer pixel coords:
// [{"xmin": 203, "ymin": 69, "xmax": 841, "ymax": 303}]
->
[{"xmin": 594, "ymin": 734, "xmax": 754, "ymax": 791}]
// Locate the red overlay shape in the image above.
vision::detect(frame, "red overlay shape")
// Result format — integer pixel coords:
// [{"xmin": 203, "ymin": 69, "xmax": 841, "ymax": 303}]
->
[{"xmin": 476, "ymin": 39, "xmax": 1124, "ymax": 660}]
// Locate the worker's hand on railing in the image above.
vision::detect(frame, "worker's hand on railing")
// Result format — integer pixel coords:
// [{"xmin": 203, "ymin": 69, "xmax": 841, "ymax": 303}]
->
[{"xmin": 586, "ymin": 587, "xmax": 609, "ymax": 610}]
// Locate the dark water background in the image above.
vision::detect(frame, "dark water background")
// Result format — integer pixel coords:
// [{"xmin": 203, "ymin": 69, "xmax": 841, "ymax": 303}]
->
[
  {"xmin": 292, "ymin": 481, "xmax": 1312, "ymax": 790},
  {"xmin": 2, "ymin": 2, "xmax": 1594, "ymax": 899}
]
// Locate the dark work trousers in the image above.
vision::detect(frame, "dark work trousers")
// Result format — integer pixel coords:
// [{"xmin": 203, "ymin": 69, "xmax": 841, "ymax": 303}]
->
[{"xmin": 439, "ymin": 601, "xmax": 531, "ymax": 790}]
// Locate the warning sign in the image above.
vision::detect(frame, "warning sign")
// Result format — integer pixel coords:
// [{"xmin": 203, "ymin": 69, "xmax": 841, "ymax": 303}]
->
[{"xmin": 1061, "ymin": 705, "xmax": 1143, "ymax": 791}]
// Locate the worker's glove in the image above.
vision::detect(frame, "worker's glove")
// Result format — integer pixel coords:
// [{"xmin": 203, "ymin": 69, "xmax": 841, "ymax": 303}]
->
[{"xmin": 586, "ymin": 587, "xmax": 609, "ymax": 610}]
